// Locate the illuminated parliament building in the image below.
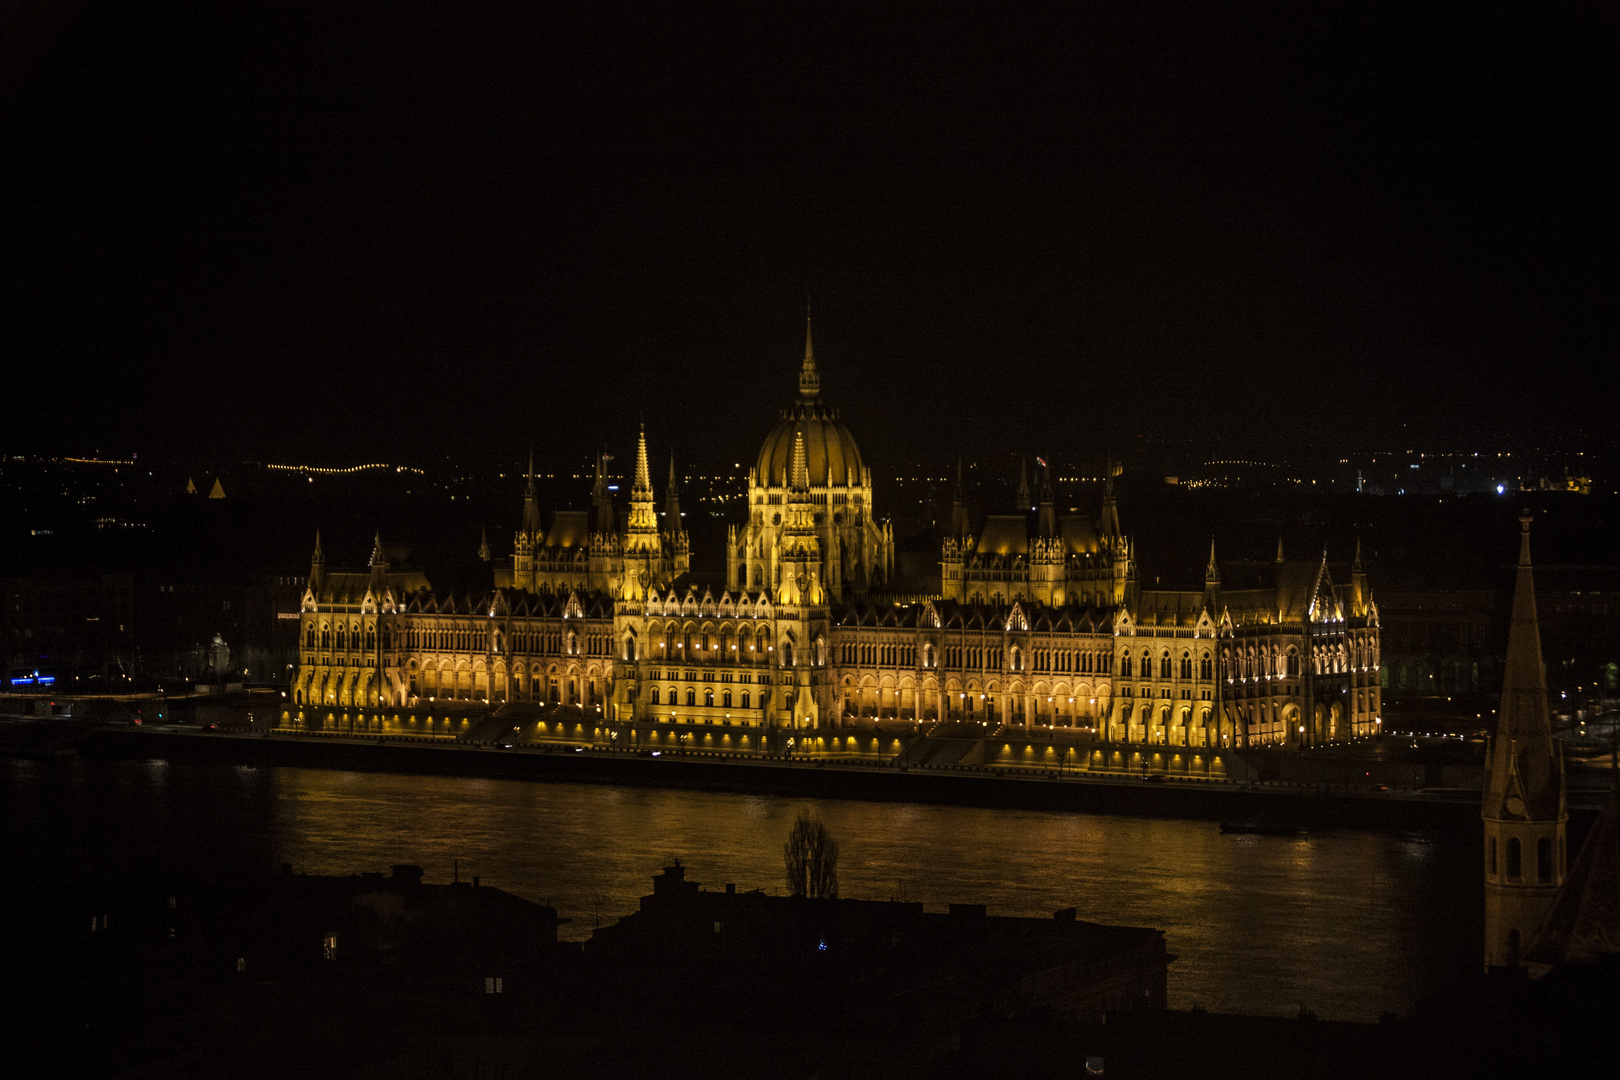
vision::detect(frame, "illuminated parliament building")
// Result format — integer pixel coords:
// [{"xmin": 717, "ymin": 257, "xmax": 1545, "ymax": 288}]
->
[{"xmin": 291, "ymin": 319, "xmax": 1380, "ymax": 752}]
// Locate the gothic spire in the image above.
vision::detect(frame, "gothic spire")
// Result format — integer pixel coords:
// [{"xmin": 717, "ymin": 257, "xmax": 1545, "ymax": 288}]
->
[
  {"xmin": 1036, "ymin": 458, "xmax": 1056, "ymax": 538},
  {"xmin": 632, "ymin": 425, "xmax": 653, "ymax": 498},
  {"xmin": 664, "ymin": 453, "xmax": 682, "ymax": 525},
  {"xmin": 369, "ymin": 530, "xmax": 384, "ymax": 567},
  {"xmin": 310, "ymin": 529, "xmax": 325, "ymax": 592},
  {"xmin": 1100, "ymin": 456, "xmax": 1121, "ymax": 539},
  {"xmin": 789, "ymin": 428, "xmax": 810, "ymax": 491},
  {"xmin": 1016, "ymin": 455, "xmax": 1031, "ymax": 511},
  {"xmin": 521, "ymin": 451, "xmax": 542, "ymax": 536},
  {"xmin": 1206, "ymin": 537, "xmax": 1220, "ymax": 583},
  {"xmin": 951, "ymin": 453, "xmax": 972, "ymax": 538},
  {"xmin": 1275, "ymin": 536, "xmax": 1286, "ymax": 563}
]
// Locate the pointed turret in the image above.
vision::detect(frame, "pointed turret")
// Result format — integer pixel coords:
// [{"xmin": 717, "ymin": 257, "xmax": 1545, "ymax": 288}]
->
[
  {"xmin": 520, "ymin": 451, "xmax": 542, "ymax": 537},
  {"xmin": 1203, "ymin": 537, "xmax": 1222, "ymax": 617},
  {"xmin": 1276, "ymin": 536, "xmax": 1286, "ymax": 564},
  {"xmin": 369, "ymin": 530, "xmax": 385, "ymax": 568},
  {"xmin": 1016, "ymin": 455, "xmax": 1031, "ymax": 511},
  {"xmin": 1036, "ymin": 458, "xmax": 1057, "ymax": 538},
  {"xmin": 1351, "ymin": 536, "xmax": 1368, "ymax": 616},
  {"xmin": 950, "ymin": 453, "xmax": 972, "ymax": 539},
  {"xmin": 309, "ymin": 530, "xmax": 326, "ymax": 594},
  {"xmin": 798, "ymin": 298, "xmax": 820, "ymax": 401},
  {"xmin": 1099, "ymin": 456, "xmax": 1121, "ymax": 540},
  {"xmin": 664, "ymin": 454, "xmax": 682, "ymax": 524},
  {"xmin": 1483, "ymin": 511, "xmax": 1567, "ymax": 969},
  {"xmin": 632, "ymin": 425, "xmax": 653, "ymax": 500},
  {"xmin": 789, "ymin": 428, "xmax": 811, "ymax": 492},
  {"xmin": 592, "ymin": 450, "xmax": 615, "ymax": 535},
  {"xmin": 1206, "ymin": 538, "xmax": 1221, "ymax": 584},
  {"xmin": 477, "ymin": 527, "xmax": 491, "ymax": 562}
]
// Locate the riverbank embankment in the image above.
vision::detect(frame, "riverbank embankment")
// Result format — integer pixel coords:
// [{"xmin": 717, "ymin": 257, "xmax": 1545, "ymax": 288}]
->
[{"xmin": 52, "ymin": 723, "xmax": 1506, "ymax": 833}]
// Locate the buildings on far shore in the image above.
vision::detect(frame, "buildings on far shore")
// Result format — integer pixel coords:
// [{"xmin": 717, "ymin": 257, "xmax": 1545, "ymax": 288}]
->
[{"xmin": 291, "ymin": 318, "xmax": 1380, "ymax": 751}]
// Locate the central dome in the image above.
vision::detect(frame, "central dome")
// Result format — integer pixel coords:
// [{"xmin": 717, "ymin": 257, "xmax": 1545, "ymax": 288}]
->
[
  {"xmin": 754, "ymin": 314, "xmax": 865, "ymax": 488},
  {"xmin": 756, "ymin": 404, "xmax": 865, "ymax": 488}
]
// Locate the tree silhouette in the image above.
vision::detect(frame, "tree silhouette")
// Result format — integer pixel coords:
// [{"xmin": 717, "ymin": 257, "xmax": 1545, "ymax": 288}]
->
[{"xmin": 783, "ymin": 808, "xmax": 839, "ymax": 899}]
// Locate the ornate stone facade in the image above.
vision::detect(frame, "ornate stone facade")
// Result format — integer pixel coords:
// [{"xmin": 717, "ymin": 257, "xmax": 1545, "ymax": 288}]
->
[{"xmin": 290, "ymin": 318, "xmax": 1380, "ymax": 753}]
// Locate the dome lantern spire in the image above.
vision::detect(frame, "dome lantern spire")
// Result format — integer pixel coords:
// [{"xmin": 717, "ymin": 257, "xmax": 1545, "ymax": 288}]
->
[{"xmin": 798, "ymin": 296, "xmax": 820, "ymax": 400}]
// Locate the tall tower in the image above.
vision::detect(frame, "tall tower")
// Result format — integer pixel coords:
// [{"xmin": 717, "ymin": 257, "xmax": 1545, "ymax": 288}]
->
[{"xmin": 1483, "ymin": 511, "xmax": 1567, "ymax": 969}]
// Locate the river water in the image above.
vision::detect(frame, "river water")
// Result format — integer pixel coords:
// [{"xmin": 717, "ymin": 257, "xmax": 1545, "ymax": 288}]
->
[{"xmin": 0, "ymin": 756, "xmax": 1480, "ymax": 1021}]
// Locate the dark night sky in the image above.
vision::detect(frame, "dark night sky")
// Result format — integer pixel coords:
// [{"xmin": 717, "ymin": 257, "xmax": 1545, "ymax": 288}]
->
[{"xmin": 2, "ymin": 2, "xmax": 1617, "ymax": 470}]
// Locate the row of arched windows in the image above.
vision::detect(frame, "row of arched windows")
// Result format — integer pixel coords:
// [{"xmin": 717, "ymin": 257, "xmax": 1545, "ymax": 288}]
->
[
  {"xmin": 1117, "ymin": 649, "xmax": 1214, "ymax": 681},
  {"xmin": 650, "ymin": 686, "xmax": 755, "ymax": 709},
  {"xmin": 1488, "ymin": 835, "xmax": 1555, "ymax": 883}
]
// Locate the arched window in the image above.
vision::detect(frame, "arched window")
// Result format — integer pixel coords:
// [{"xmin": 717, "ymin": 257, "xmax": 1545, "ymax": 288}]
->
[
  {"xmin": 741, "ymin": 691, "xmax": 751, "ymax": 708},
  {"xmin": 782, "ymin": 642, "xmax": 794, "ymax": 666},
  {"xmin": 925, "ymin": 644, "xmax": 935, "ymax": 668},
  {"xmin": 1489, "ymin": 836, "xmax": 1497, "ymax": 876},
  {"xmin": 1179, "ymin": 652, "xmax": 1192, "ymax": 680},
  {"xmin": 624, "ymin": 637, "xmax": 636, "ymax": 661},
  {"xmin": 1200, "ymin": 652, "xmax": 1213, "ymax": 680},
  {"xmin": 1537, "ymin": 837, "xmax": 1553, "ymax": 883},
  {"xmin": 723, "ymin": 690, "xmax": 732, "ymax": 707},
  {"xmin": 1160, "ymin": 653, "xmax": 1172, "ymax": 679},
  {"xmin": 1506, "ymin": 837, "xmax": 1522, "ymax": 879},
  {"xmin": 1142, "ymin": 651, "xmax": 1152, "ymax": 679},
  {"xmin": 685, "ymin": 688, "xmax": 696, "ymax": 706},
  {"xmin": 1286, "ymin": 649, "xmax": 1300, "ymax": 676},
  {"xmin": 1120, "ymin": 653, "xmax": 1132, "ymax": 678},
  {"xmin": 650, "ymin": 687, "xmax": 660, "ymax": 705},
  {"xmin": 705, "ymin": 689, "xmax": 714, "ymax": 706},
  {"xmin": 306, "ymin": 628, "xmax": 316, "ymax": 648}
]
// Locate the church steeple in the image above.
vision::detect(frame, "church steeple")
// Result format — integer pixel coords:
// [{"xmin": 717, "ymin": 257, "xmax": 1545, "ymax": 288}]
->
[
  {"xmin": 1483, "ymin": 511, "xmax": 1567, "ymax": 969},
  {"xmin": 798, "ymin": 298, "xmax": 820, "ymax": 401}
]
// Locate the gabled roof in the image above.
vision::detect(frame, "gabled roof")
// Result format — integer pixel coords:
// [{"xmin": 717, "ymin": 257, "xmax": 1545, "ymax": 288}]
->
[
  {"xmin": 1059, "ymin": 514, "xmax": 1100, "ymax": 555},
  {"xmin": 1526, "ymin": 789, "xmax": 1620, "ymax": 966},
  {"xmin": 544, "ymin": 510, "xmax": 590, "ymax": 550},
  {"xmin": 975, "ymin": 515, "xmax": 1029, "ymax": 556}
]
